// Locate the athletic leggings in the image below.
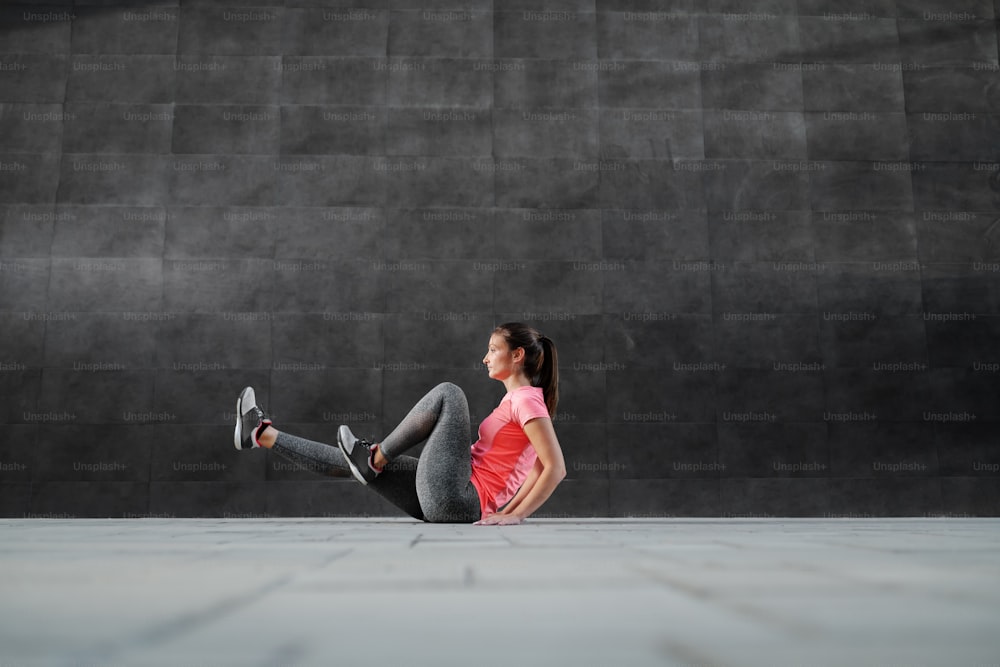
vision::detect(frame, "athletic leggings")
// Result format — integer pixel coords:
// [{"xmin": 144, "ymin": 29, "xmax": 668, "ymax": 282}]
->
[{"xmin": 271, "ymin": 382, "xmax": 482, "ymax": 523}]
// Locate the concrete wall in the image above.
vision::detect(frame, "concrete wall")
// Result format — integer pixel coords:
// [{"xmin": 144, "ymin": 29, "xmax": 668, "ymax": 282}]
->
[{"xmin": 1, "ymin": 0, "xmax": 998, "ymax": 517}]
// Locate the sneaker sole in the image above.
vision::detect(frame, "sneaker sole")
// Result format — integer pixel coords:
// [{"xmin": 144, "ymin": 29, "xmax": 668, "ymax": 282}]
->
[
  {"xmin": 337, "ymin": 425, "xmax": 369, "ymax": 486},
  {"xmin": 233, "ymin": 393, "xmax": 243, "ymax": 449},
  {"xmin": 234, "ymin": 387, "xmax": 252, "ymax": 450}
]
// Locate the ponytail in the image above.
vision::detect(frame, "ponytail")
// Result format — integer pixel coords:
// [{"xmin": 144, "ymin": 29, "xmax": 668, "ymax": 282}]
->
[
  {"xmin": 493, "ymin": 322, "xmax": 560, "ymax": 417},
  {"xmin": 537, "ymin": 335, "xmax": 559, "ymax": 416}
]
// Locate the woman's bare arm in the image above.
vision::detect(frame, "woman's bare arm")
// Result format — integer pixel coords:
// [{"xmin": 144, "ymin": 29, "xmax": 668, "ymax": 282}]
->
[
  {"xmin": 498, "ymin": 457, "xmax": 543, "ymax": 516},
  {"xmin": 477, "ymin": 417, "xmax": 566, "ymax": 525}
]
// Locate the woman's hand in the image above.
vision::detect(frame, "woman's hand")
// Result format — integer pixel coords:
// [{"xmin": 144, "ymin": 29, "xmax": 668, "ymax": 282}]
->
[{"xmin": 474, "ymin": 513, "xmax": 524, "ymax": 526}]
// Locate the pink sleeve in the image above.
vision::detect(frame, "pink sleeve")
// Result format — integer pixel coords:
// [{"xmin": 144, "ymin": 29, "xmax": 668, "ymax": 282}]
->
[{"xmin": 511, "ymin": 389, "xmax": 550, "ymax": 427}]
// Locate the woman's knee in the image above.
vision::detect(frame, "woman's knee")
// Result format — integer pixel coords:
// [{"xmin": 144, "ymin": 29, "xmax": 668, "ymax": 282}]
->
[
  {"xmin": 434, "ymin": 381, "xmax": 467, "ymax": 406},
  {"xmin": 434, "ymin": 381, "xmax": 462, "ymax": 396}
]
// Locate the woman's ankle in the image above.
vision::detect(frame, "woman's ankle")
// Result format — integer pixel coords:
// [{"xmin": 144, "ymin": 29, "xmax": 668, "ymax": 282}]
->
[
  {"xmin": 372, "ymin": 444, "xmax": 388, "ymax": 470},
  {"xmin": 257, "ymin": 425, "xmax": 277, "ymax": 449}
]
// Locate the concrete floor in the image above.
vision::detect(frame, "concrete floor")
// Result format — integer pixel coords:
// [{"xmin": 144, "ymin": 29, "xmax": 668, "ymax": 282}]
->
[{"xmin": 1, "ymin": 519, "xmax": 998, "ymax": 667}]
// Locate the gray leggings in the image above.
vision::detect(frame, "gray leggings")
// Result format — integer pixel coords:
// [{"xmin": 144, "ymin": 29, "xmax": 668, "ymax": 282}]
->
[{"xmin": 271, "ymin": 382, "xmax": 482, "ymax": 523}]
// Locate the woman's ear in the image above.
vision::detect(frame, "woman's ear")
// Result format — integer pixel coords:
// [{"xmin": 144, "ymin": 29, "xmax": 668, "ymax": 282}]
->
[{"xmin": 512, "ymin": 347, "xmax": 525, "ymax": 363}]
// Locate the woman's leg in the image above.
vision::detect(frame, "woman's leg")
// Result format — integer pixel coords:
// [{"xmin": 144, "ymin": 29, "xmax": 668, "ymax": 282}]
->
[
  {"xmin": 244, "ymin": 382, "xmax": 479, "ymax": 522},
  {"xmin": 377, "ymin": 382, "xmax": 481, "ymax": 523},
  {"xmin": 258, "ymin": 428, "xmax": 426, "ymax": 521},
  {"xmin": 263, "ymin": 430, "xmax": 352, "ymax": 478}
]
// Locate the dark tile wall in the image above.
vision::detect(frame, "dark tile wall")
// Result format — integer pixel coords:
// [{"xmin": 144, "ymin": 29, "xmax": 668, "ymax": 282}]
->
[{"xmin": 1, "ymin": 0, "xmax": 998, "ymax": 518}]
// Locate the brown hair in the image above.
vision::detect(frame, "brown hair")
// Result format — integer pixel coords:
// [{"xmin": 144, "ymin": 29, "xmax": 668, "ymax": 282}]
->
[{"xmin": 493, "ymin": 322, "xmax": 559, "ymax": 416}]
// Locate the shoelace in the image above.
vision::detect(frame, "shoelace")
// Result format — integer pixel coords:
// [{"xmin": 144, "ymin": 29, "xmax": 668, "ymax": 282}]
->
[{"xmin": 360, "ymin": 437, "xmax": 381, "ymax": 471}]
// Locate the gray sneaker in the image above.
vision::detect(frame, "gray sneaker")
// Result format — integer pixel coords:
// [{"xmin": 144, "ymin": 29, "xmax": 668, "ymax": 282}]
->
[
  {"xmin": 337, "ymin": 425, "xmax": 380, "ymax": 485},
  {"xmin": 234, "ymin": 386, "xmax": 270, "ymax": 450}
]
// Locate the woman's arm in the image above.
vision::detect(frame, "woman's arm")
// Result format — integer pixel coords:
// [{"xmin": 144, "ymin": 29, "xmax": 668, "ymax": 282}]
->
[
  {"xmin": 477, "ymin": 417, "xmax": 566, "ymax": 525},
  {"xmin": 498, "ymin": 457, "xmax": 543, "ymax": 516}
]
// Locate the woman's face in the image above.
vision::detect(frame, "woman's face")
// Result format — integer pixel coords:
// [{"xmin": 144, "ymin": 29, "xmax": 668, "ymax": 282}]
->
[{"xmin": 483, "ymin": 333, "xmax": 519, "ymax": 381}]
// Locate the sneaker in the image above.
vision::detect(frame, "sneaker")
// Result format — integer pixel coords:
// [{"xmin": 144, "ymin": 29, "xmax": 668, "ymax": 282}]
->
[
  {"xmin": 337, "ymin": 425, "xmax": 380, "ymax": 485},
  {"xmin": 234, "ymin": 386, "xmax": 271, "ymax": 450}
]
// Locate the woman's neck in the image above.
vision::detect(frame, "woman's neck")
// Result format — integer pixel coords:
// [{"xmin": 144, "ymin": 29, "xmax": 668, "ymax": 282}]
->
[{"xmin": 502, "ymin": 374, "xmax": 531, "ymax": 394}]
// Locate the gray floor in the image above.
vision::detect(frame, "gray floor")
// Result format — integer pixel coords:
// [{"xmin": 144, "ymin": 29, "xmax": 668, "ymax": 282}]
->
[{"xmin": 1, "ymin": 518, "xmax": 998, "ymax": 667}]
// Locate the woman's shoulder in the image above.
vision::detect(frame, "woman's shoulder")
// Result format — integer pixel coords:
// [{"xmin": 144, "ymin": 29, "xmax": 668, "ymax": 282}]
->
[
  {"xmin": 510, "ymin": 385, "xmax": 544, "ymax": 398},
  {"xmin": 509, "ymin": 385, "xmax": 547, "ymax": 413}
]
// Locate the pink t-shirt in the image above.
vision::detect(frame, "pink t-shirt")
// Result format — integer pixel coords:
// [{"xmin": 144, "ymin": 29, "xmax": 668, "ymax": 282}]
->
[{"xmin": 469, "ymin": 385, "xmax": 550, "ymax": 518}]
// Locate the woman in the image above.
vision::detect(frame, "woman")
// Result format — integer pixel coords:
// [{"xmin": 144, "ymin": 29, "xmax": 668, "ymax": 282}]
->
[{"xmin": 233, "ymin": 322, "xmax": 566, "ymax": 525}]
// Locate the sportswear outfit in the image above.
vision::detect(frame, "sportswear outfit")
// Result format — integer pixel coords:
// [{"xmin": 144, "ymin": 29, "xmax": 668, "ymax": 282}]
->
[{"xmin": 264, "ymin": 382, "xmax": 549, "ymax": 523}]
